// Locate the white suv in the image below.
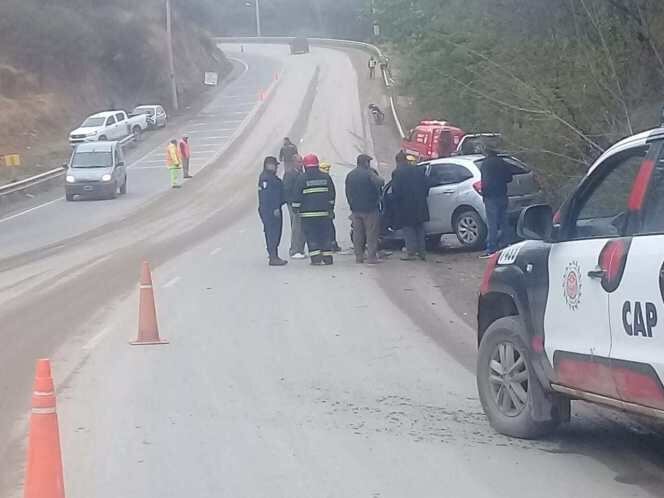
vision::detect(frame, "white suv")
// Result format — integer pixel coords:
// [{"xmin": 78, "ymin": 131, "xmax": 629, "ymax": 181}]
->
[{"xmin": 477, "ymin": 128, "xmax": 664, "ymax": 438}]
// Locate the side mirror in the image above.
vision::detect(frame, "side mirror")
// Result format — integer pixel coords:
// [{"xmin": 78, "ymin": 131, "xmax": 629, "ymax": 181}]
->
[
  {"xmin": 62, "ymin": 162, "xmax": 68, "ymax": 169},
  {"xmin": 117, "ymin": 161, "xmax": 125, "ymax": 166},
  {"xmin": 517, "ymin": 204, "xmax": 553, "ymax": 241}
]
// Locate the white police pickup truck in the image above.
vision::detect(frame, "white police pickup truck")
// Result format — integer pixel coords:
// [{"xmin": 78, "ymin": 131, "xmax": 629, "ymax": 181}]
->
[
  {"xmin": 69, "ymin": 110, "xmax": 148, "ymax": 145},
  {"xmin": 477, "ymin": 127, "xmax": 664, "ymax": 438}
]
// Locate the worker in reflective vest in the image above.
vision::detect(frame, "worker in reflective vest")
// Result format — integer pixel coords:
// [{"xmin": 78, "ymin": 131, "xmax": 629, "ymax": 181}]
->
[
  {"xmin": 166, "ymin": 139, "xmax": 182, "ymax": 188},
  {"xmin": 292, "ymin": 153, "xmax": 336, "ymax": 265}
]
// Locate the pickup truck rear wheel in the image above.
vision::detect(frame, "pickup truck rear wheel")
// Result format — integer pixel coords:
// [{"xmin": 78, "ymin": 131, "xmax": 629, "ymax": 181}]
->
[
  {"xmin": 98, "ymin": 135, "xmax": 107, "ymax": 141},
  {"xmin": 477, "ymin": 316, "xmax": 561, "ymax": 439}
]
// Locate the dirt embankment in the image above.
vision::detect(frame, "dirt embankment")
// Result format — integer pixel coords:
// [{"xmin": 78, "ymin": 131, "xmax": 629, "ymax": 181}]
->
[{"xmin": 0, "ymin": 1, "xmax": 232, "ymax": 183}]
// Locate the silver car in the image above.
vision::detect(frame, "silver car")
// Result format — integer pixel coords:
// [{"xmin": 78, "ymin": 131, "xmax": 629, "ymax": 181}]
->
[
  {"xmin": 381, "ymin": 154, "xmax": 543, "ymax": 250},
  {"xmin": 65, "ymin": 141, "xmax": 127, "ymax": 201}
]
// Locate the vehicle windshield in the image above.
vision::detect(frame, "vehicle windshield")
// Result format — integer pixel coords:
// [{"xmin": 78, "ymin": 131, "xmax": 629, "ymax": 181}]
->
[
  {"xmin": 71, "ymin": 151, "xmax": 112, "ymax": 168},
  {"xmin": 133, "ymin": 107, "xmax": 154, "ymax": 116},
  {"xmin": 80, "ymin": 117, "xmax": 105, "ymax": 127}
]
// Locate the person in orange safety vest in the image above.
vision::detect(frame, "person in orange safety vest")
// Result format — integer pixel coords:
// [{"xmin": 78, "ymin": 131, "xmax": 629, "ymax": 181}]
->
[{"xmin": 166, "ymin": 139, "xmax": 182, "ymax": 188}]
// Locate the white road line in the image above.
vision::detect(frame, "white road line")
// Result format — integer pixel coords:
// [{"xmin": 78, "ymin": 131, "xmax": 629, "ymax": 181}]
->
[
  {"xmin": 210, "ymin": 247, "xmax": 222, "ymax": 256},
  {"xmin": 163, "ymin": 276, "xmax": 181, "ymax": 288},
  {"xmin": 0, "ymin": 197, "xmax": 63, "ymax": 224},
  {"xmin": 139, "ymin": 159, "xmax": 164, "ymax": 164},
  {"xmin": 132, "ymin": 166, "xmax": 166, "ymax": 170},
  {"xmin": 196, "ymin": 136, "xmax": 230, "ymax": 140}
]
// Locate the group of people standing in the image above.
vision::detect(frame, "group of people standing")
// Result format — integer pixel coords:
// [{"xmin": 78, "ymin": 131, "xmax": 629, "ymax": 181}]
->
[
  {"xmin": 165, "ymin": 135, "xmax": 193, "ymax": 188},
  {"xmin": 258, "ymin": 138, "xmax": 432, "ymax": 267}
]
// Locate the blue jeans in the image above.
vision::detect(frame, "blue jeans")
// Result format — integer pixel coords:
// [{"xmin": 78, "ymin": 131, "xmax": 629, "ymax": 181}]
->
[{"xmin": 484, "ymin": 196, "xmax": 508, "ymax": 254}]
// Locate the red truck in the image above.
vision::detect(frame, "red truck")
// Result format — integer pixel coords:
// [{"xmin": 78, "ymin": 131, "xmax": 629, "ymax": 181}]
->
[{"xmin": 401, "ymin": 120, "xmax": 466, "ymax": 161}]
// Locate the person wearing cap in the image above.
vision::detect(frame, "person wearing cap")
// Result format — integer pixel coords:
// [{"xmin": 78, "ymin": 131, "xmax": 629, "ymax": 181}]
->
[
  {"xmin": 319, "ymin": 160, "xmax": 342, "ymax": 252},
  {"xmin": 166, "ymin": 139, "xmax": 182, "ymax": 188},
  {"xmin": 179, "ymin": 135, "xmax": 192, "ymax": 178},
  {"xmin": 282, "ymin": 154, "xmax": 306, "ymax": 259},
  {"xmin": 293, "ymin": 154, "xmax": 336, "ymax": 265},
  {"xmin": 258, "ymin": 156, "xmax": 287, "ymax": 266},
  {"xmin": 391, "ymin": 151, "xmax": 429, "ymax": 261},
  {"xmin": 345, "ymin": 153, "xmax": 384, "ymax": 264}
]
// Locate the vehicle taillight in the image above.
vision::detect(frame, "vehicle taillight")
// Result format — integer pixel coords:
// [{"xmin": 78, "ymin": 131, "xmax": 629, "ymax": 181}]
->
[
  {"xmin": 598, "ymin": 238, "xmax": 631, "ymax": 292},
  {"xmin": 473, "ymin": 181, "xmax": 483, "ymax": 194},
  {"xmin": 480, "ymin": 252, "xmax": 499, "ymax": 295}
]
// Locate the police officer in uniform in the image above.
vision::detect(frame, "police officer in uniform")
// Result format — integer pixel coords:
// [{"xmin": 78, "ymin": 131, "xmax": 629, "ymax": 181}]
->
[
  {"xmin": 258, "ymin": 156, "xmax": 287, "ymax": 266},
  {"xmin": 293, "ymin": 154, "xmax": 336, "ymax": 265}
]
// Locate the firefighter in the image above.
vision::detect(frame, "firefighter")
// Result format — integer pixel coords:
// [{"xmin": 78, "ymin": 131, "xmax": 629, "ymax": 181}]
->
[
  {"xmin": 166, "ymin": 139, "xmax": 182, "ymax": 188},
  {"xmin": 318, "ymin": 160, "xmax": 341, "ymax": 252},
  {"xmin": 293, "ymin": 154, "xmax": 335, "ymax": 265},
  {"xmin": 258, "ymin": 156, "xmax": 287, "ymax": 266}
]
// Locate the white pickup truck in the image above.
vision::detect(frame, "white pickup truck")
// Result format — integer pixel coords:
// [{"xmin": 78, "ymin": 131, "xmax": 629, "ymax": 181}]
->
[{"xmin": 69, "ymin": 110, "xmax": 149, "ymax": 145}]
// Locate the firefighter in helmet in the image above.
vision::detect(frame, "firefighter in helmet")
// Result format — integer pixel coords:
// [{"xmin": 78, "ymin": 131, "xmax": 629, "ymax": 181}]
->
[{"xmin": 292, "ymin": 154, "xmax": 336, "ymax": 265}]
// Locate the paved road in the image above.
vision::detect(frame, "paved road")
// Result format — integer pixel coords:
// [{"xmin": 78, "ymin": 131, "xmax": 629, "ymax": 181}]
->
[{"xmin": 1, "ymin": 43, "xmax": 664, "ymax": 498}]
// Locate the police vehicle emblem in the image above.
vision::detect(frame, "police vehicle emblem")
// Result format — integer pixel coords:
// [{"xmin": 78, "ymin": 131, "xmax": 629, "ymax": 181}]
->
[{"xmin": 563, "ymin": 261, "xmax": 582, "ymax": 310}]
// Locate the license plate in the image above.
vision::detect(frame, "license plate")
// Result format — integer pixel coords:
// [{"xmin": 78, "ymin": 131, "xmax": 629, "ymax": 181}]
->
[{"xmin": 84, "ymin": 185, "xmax": 94, "ymax": 191}]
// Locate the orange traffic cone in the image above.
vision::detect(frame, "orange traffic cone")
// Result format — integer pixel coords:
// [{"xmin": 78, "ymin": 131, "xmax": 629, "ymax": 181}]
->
[
  {"xmin": 130, "ymin": 261, "xmax": 169, "ymax": 345},
  {"xmin": 23, "ymin": 359, "xmax": 65, "ymax": 498}
]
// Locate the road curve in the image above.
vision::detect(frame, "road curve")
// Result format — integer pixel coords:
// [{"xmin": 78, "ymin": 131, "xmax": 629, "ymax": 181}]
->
[{"xmin": 1, "ymin": 43, "xmax": 663, "ymax": 498}]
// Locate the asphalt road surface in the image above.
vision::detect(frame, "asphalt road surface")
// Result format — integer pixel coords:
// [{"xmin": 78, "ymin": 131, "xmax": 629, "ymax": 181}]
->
[{"xmin": 1, "ymin": 43, "xmax": 664, "ymax": 498}]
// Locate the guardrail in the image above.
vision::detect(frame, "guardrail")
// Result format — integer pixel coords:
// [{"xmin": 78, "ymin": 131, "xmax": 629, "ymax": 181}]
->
[{"xmin": 216, "ymin": 36, "xmax": 406, "ymax": 138}]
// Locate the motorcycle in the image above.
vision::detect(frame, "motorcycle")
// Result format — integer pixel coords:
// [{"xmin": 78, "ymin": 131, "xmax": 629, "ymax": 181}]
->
[{"xmin": 368, "ymin": 104, "xmax": 385, "ymax": 125}]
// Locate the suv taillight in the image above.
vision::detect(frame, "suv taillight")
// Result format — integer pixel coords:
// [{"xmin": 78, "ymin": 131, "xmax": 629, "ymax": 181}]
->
[
  {"xmin": 473, "ymin": 181, "xmax": 483, "ymax": 194},
  {"xmin": 480, "ymin": 252, "xmax": 500, "ymax": 294}
]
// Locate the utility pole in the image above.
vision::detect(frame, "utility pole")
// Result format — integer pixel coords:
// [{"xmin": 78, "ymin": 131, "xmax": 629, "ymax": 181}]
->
[
  {"xmin": 166, "ymin": 0, "xmax": 179, "ymax": 111},
  {"xmin": 255, "ymin": 0, "xmax": 262, "ymax": 36}
]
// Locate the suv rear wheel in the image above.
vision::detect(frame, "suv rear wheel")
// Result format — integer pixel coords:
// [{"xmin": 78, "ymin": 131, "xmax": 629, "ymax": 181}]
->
[
  {"xmin": 477, "ymin": 316, "xmax": 562, "ymax": 438},
  {"xmin": 453, "ymin": 209, "xmax": 487, "ymax": 250}
]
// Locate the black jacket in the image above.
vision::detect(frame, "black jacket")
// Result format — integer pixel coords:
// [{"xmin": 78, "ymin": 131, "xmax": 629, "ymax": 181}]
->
[
  {"xmin": 258, "ymin": 170, "xmax": 284, "ymax": 215},
  {"xmin": 293, "ymin": 168, "xmax": 335, "ymax": 219},
  {"xmin": 345, "ymin": 166, "xmax": 383, "ymax": 213},
  {"xmin": 282, "ymin": 168, "xmax": 302, "ymax": 204},
  {"xmin": 391, "ymin": 164, "xmax": 429, "ymax": 227},
  {"xmin": 279, "ymin": 143, "xmax": 298, "ymax": 163},
  {"xmin": 480, "ymin": 156, "xmax": 513, "ymax": 199}
]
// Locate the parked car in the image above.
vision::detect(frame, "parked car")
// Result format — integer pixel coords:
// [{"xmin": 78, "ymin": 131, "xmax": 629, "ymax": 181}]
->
[
  {"xmin": 131, "ymin": 105, "xmax": 167, "ymax": 129},
  {"xmin": 69, "ymin": 110, "xmax": 148, "ymax": 145},
  {"xmin": 65, "ymin": 141, "xmax": 127, "ymax": 200},
  {"xmin": 401, "ymin": 120, "xmax": 466, "ymax": 161},
  {"xmin": 380, "ymin": 154, "xmax": 543, "ymax": 250},
  {"xmin": 477, "ymin": 127, "xmax": 664, "ymax": 438},
  {"xmin": 290, "ymin": 37, "xmax": 310, "ymax": 55}
]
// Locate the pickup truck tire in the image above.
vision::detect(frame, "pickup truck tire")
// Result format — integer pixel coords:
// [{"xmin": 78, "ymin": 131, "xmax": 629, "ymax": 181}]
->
[
  {"xmin": 453, "ymin": 208, "xmax": 487, "ymax": 250},
  {"xmin": 120, "ymin": 176, "xmax": 127, "ymax": 195},
  {"xmin": 98, "ymin": 135, "xmax": 107, "ymax": 141},
  {"xmin": 477, "ymin": 316, "xmax": 561, "ymax": 439}
]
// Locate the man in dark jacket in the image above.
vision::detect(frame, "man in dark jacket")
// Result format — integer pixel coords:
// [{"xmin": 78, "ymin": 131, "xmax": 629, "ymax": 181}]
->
[
  {"xmin": 282, "ymin": 155, "xmax": 306, "ymax": 258},
  {"xmin": 293, "ymin": 154, "xmax": 336, "ymax": 265},
  {"xmin": 391, "ymin": 151, "xmax": 429, "ymax": 261},
  {"xmin": 279, "ymin": 137, "xmax": 298, "ymax": 170},
  {"xmin": 258, "ymin": 156, "xmax": 287, "ymax": 266},
  {"xmin": 480, "ymin": 148, "xmax": 513, "ymax": 257},
  {"xmin": 345, "ymin": 154, "xmax": 384, "ymax": 264}
]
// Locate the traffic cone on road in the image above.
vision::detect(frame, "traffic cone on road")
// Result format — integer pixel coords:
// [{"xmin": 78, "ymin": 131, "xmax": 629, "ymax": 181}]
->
[
  {"xmin": 130, "ymin": 261, "xmax": 169, "ymax": 345},
  {"xmin": 23, "ymin": 359, "xmax": 65, "ymax": 498}
]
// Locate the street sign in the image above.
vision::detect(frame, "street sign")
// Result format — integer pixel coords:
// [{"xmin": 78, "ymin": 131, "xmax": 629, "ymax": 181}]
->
[
  {"xmin": 3, "ymin": 154, "xmax": 21, "ymax": 167},
  {"xmin": 204, "ymin": 72, "xmax": 219, "ymax": 86}
]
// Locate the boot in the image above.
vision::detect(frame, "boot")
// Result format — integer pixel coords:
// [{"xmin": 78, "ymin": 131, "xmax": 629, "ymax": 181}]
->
[
  {"xmin": 323, "ymin": 255, "xmax": 334, "ymax": 265},
  {"xmin": 269, "ymin": 256, "xmax": 288, "ymax": 266}
]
